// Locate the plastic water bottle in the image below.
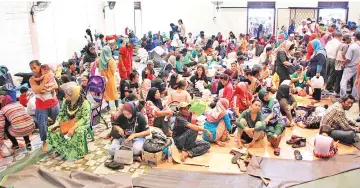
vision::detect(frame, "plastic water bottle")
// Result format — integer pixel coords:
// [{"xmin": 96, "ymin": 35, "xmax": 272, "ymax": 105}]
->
[{"xmin": 167, "ymin": 147, "xmax": 172, "ymax": 163}]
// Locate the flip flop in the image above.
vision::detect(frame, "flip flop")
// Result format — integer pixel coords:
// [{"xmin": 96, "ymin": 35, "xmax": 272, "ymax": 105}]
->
[
  {"xmin": 291, "ymin": 135, "xmax": 306, "ymax": 141},
  {"xmin": 274, "ymin": 147, "xmax": 280, "ymax": 156},
  {"xmin": 231, "ymin": 153, "xmax": 243, "ymax": 164},
  {"xmin": 292, "ymin": 141, "xmax": 306, "ymax": 148},
  {"xmin": 294, "ymin": 150, "xmax": 302, "ymax": 160},
  {"xmin": 105, "ymin": 161, "xmax": 124, "ymax": 170},
  {"xmin": 236, "ymin": 159, "xmax": 247, "ymax": 172}
]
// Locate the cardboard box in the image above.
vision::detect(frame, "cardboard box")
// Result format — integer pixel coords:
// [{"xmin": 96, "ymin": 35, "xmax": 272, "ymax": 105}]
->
[{"xmin": 142, "ymin": 151, "xmax": 163, "ymax": 166}]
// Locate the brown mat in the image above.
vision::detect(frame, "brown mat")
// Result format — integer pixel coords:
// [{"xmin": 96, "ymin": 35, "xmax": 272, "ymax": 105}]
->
[
  {"xmin": 247, "ymin": 151, "xmax": 360, "ymax": 188},
  {"xmin": 2, "ymin": 165, "xmax": 132, "ymax": 188},
  {"xmin": 133, "ymin": 168, "xmax": 263, "ymax": 188}
]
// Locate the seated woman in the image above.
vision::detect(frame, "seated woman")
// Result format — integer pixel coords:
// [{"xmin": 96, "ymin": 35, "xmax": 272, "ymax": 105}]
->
[
  {"xmin": 219, "ymin": 74, "xmax": 233, "ymax": 102},
  {"xmin": 141, "ymin": 62, "xmax": 155, "ymax": 81},
  {"xmin": 258, "ymin": 89, "xmax": 285, "ymax": 155},
  {"xmin": 48, "ymin": 82, "xmax": 91, "ymax": 160},
  {"xmin": 231, "ymin": 82, "xmax": 253, "ymax": 118},
  {"xmin": 145, "ymin": 88, "xmax": 173, "ymax": 136},
  {"xmin": 235, "ymin": 99, "xmax": 266, "ymax": 149},
  {"xmin": 175, "ymin": 55, "xmax": 190, "ymax": 77},
  {"xmin": 168, "ymin": 80, "xmax": 191, "ymax": 104},
  {"xmin": 168, "ymin": 73, "xmax": 180, "ymax": 94},
  {"xmin": 230, "ymin": 62, "xmax": 239, "ymax": 81},
  {"xmin": 140, "ymin": 77, "xmax": 151, "ymax": 101},
  {"xmin": 190, "ymin": 65, "xmax": 209, "ymax": 87},
  {"xmin": 203, "ymin": 98, "xmax": 232, "ymax": 147},
  {"xmin": 0, "ymin": 95, "xmax": 35, "ymax": 151},
  {"xmin": 182, "ymin": 49, "xmax": 197, "ymax": 67},
  {"xmin": 109, "ymin": 102, "xmax": 150, "ymax": 158},
  {"xmin": 244, "ymin": 69, "xmax": 261, "ymax": 96},
  {"xmin": 276, "ymin": 84, "xmax": 297, "ymax": 127},
  {"xmin": 197, "ymin": 49, "xmax": 208, "ymax": 65},
  {"xmin": 291, "ymin": 64, "xmax": 310, "ymax": 94},
  {"xmin": 173, "ymin": 102, "xmax": 211, "ymax": 162}
]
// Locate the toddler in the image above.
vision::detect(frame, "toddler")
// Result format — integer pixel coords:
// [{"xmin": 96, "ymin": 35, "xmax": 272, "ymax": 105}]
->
[{"xmin": 32, "ymin": 64, "xmax": 57, "ymax": 101}]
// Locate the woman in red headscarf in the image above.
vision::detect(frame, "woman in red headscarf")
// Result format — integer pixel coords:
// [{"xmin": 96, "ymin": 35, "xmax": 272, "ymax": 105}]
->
[{"xmin": 230, "ymin": 82, "xmax": 253, "ymax": 118}]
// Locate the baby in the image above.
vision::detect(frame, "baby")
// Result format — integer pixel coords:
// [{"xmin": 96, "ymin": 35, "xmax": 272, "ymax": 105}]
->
[{"xmin": 33, "ymin": 64, "xmax": 57, "ymax": 101}]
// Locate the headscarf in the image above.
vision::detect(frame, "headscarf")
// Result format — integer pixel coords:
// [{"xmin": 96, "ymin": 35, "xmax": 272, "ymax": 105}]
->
[
  {"xmin": 146, "ymin": 87, "xmax": 163, "ymax": 110},
  {"xmin": 312, "ymin": 39, "xmax": 326, "ymax": 57},
  {"xmin": 280, "ymin": 40, "xmax": 294, "ymax": 56},
  {"xmin": 0, "ymin": 95, "xmax": 14, "ymax": 109},
  {"xmin": 258, "ymin": 88, "xmax": 274, "ymax": 109},
  {"xmin": 320, "ymin": 34, "xmax": 331, "ymax": 47},
  {"xmin": 99, "ymin": 46, "xmax": 112, "ymax": 71},
  {"xmin": 206, "ymin": 98, "xmax": 229, "ymax": 123},
  {"xmin": 276, "ymin": 84, "xmax": 291, "ymax": 103},
  {"xmin": 84, "ymin": 43, "xmax": 98, "ymax": 63},
  {"xmin": 60, "ymin": 82, "xmax": 84, "ymax": 119}
]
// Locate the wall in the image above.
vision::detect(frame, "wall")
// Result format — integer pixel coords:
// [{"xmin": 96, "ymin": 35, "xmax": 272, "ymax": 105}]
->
[{"xmin": 348, "ymin": 1, "xmax": 360, "ymax": 23}]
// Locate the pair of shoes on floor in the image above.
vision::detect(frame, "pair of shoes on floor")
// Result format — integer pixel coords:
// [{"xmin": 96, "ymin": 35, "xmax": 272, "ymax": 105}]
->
[
  {"xmin": 231, "ymin": 153, "xmax": 251, "ymax": 172},
  {"xmin": 105, "ymin": 161, "xmax": 124, "ymax": 170},
  {"xmin": 286, "ymin": 135, "xmax": 306, "ymax": 148}
]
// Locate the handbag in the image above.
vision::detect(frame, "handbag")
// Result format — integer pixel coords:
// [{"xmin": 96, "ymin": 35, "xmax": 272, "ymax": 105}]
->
[{"xmin": 60, "ymin": 118, "xmax": 76, "ymax": 135}]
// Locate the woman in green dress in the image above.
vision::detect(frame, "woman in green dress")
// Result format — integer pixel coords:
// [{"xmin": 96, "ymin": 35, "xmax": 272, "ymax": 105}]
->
[{"xmin": 48, "ymin": 82, "xmax": 91, "ymax": 160}]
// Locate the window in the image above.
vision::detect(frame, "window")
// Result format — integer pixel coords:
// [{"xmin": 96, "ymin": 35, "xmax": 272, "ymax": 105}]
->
[{"xmin": 134, "ymin": 1, "xmax": 142, "ymax": 37}]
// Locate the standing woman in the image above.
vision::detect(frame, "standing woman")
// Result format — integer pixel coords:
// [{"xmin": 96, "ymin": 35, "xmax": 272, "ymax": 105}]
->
[
  {"xmin": 307, "ymin": 39, "xmax": 327, "ymax": 82},
  {"xmin": 29, "ymin": 60, "xmax": 60, "ymax": 152},
  {"xmin": 275, "ymin": 41, "xmax": 295, "ymax": 84},
  {"xmin": 99, "ymin": 46, "xmax": 119, "ymax": 108}
]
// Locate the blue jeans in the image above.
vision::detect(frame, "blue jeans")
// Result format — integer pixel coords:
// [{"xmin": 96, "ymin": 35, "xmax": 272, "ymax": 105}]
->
[
  {"xmin": 35, "ymin": 104, "xmax": 60, "ymax": 141},
  {"xmin": 109, "ymin": 137, "xmax": 145, "ymax": 156}
]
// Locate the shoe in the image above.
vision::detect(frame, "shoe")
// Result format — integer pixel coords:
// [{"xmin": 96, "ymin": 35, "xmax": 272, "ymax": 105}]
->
[
  {"xmin": 286, "ymin": 137, "xmax": 305, "ymax": 145},
  {"xmin": 355, "ymin": 117, "xmax": 360, "ymax": 123},
  {"xmin": 11, "ymin": 145, "xmax": 19, "ymax": 150},
  {"xmin": 274, "ymin": 148, "xmax": 280, "ymax": 156},
  {"xmin": 104, "ymin": 161, "xmax": 124, "ymax": 170},
  {"xmin": 292, "ymin": 141, "xmax": 306, "ymax": 148},
  {"xmin": 294, "ymin": 150, "xmax": 302, "ymax": 160}
]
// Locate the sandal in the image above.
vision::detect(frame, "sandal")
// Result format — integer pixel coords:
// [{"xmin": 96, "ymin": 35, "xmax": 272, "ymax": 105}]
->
[
  {"xmin": 231, "ymin": 153, "xmax": 243, "ymax": 164},
  {"xmin": 291, "ymin": 135, "xmax": 306, "ymax": 141},
  {"xmin": 11, "ymin": 145, "xmax": 19, "ymax": 150},
  {"xmin": 237, "ymin": 159, "xmax": 247, "ymax": 172},
  {"xmin": 292, "ymin": 141, "xmax": 306, "ymax": 148},
  {"xmin": 26, "ymin": 143, "xmax": 32, "ymax": 151},
  {"xmin": 286, "ymin": 137, "xmax": 305, "ymax": 145},
  {"xmin": 274, "ymin": 148, "xmax": 280, "ymax": 156},
  {"xmin": 105, "ymin": 161, "xmax": 124, "ymax": 170},
  {"xmin": 294, "ymin": 150, "xmax": 302, "ymax": 160}
]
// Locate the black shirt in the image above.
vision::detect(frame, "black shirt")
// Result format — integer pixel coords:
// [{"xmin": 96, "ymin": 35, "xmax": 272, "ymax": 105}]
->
[
  {"xmin": 173, "ymin": 114, "xmax": 191, "ymax": 138},
  {"xmin": 113, "ymin": 113, "xmax": 148, "ymax": 137},
  {"xmin": 120, "ymin": 80, "xmax": 130, "ymax": 99}
]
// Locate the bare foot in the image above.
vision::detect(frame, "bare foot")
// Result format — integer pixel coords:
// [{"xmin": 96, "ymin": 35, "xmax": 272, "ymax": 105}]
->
[
  {"xmin": 215, "ymin": 141, "xmax": 226, "ymax": 147},
  {"xmin": 42, "ymin": 143, "xmax": 48, "ymax": 152},
  {"xmin": 74, "ymin": 158, "xmax": 84, "ymax": 164},
  {"xmin": 296, "ymin": 122, "xmax": 306, "ymax": 128},
  {"xmin": 181, "ymin": 151, "xmax": 189, "ymax": 162},
  {"xmin": 245, "ymin": 142, "xmax": 255, "ymax": 148}
]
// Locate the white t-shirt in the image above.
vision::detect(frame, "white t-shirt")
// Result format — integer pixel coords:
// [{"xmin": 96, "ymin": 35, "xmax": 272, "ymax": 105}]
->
[
  {"xmin": 325, "ymin": 38, "xmax": 341, "ymax": 59},
  {"xmin": 95, "ymin": 39, "xmax": 103, "ymax": 54},
  {"xmin": 311, "ymin": 76, "xmax": 324, "ymax": 89},
  {"xmin": 171, "ymin": 33, "xmax": 182, "ymax": 47},
  {"xmin": 179, "ymin": 24, "xmax": 186, "ymax": 38}
]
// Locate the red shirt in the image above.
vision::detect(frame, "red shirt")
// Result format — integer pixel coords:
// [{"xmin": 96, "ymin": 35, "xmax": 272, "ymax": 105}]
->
[
  {"xmin": 19, "ymin": 95, "xmax": 28, "ymax": 107},
  {"xmin": 118, "ymin": 45, "xmax": 134, "ymax": 78},
  {"xmin": 35, "ymin": 98, "xmax": 58, "ymax": 110}
]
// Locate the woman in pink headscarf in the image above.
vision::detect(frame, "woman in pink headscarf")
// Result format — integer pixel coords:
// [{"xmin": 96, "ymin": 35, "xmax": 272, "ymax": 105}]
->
[{"xmin": 203, "ymin": 98, "xmax": 232, "ymax": 147}]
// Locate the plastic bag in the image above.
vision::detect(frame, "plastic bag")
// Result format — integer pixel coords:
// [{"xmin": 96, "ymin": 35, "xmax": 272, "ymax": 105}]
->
[{"xmin": 190, "ymin": 101, "xmax": 208, "ymax": 115}]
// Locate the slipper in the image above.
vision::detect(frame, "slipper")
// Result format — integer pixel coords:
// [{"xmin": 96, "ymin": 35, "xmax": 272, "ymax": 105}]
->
[
  {"xmin": 286, "ymin": 137, "xmax": 305, "ymax": 145},
  {"xmin": 294, "ymin": 150, "xmax": 302, "ymax": 160},
  {"xmin": 292, "ymin": 141, "xmax": 306, "ymax": 148},
  {"xmin": 231, "ymin": 153, "xmax": 243, "ymax": 164},
  {"xmin": 105, "ymin": 161, "xmax": 124, "ymax": 170},
  {"xmin": 236, "ymin": 159, "xmax": 247, "ymax": 172},
  {"xmin": 291, "ymin": 135, "xmax": 306, "ymax": 141},
  {"xmin": 274, "ymin": 148, "xmax": 280, "ymax": 156}
]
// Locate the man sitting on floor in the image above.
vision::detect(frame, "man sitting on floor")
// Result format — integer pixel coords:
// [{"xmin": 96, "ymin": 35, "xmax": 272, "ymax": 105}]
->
[
  {"xmin": 320, "ymin": 94, "xmax": 360, "ymax": 144},
  {"xmin": 173, "ymin": 102, "xmax": 211, "ymax": 162}
]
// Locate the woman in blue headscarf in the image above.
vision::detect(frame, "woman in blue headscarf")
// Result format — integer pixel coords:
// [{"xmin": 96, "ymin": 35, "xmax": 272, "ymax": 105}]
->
[{"xmin": 308, "ymin": 39, "xmax": 327, "ymax": 82}]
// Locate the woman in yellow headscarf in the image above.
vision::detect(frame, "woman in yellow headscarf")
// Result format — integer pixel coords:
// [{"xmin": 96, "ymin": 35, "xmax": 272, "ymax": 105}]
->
[{"xmin": 47, "ymin": 82, "xmax": 91, "ymax": 160}]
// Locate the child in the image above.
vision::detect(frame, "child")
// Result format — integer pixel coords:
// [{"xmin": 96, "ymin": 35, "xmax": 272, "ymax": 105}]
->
[
  {"xmin": 291, "ymin": 64, "xmax": 310, "ymax": 94},
  {"xmin": 313, "ymin": 134, "xmax": 338, "ymax": 158},
  {"xmin": 259, "ymin": 62, "xmax": 270, "ymax": 82},
  {"xmin": 32, "ymin": 64, "xmax": 57, "ymax": 101},
  {"xmin": 311, "ymin": 66, "xmax": 324, "ymax": 102},
  {"xmin": 19, "ymin": 87, "xmax": 30, "ymax": 107},
  {"xmin": 176, "ymin": 55, "xmax": 190, "ymax": 77}
]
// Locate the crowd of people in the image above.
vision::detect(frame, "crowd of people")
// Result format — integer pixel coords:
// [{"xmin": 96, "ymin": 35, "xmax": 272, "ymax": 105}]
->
[{"xmin": 1, "ymin": 17, "xmax": 360, "ymax": 164}]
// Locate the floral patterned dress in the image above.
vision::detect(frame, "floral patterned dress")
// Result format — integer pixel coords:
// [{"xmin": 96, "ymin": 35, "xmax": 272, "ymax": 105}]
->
[
  {"xmin": 145, "ymin": 101, "xmax": 167, "ymax": 127},
  {"xmin": 47, "ymin": 100, "xmax": 91, "ymax": 159}
]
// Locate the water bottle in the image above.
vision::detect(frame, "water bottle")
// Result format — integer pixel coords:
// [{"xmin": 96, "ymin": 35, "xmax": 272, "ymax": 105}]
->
[{"xmin": 167, "ymin": 147, "xmax": 172, "ymax": 163}]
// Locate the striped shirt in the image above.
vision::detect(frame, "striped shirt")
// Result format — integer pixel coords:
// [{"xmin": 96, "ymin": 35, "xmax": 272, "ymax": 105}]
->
[{"xmin": 0, "ymin": 103, "xmax": 35, "ymax": 139}]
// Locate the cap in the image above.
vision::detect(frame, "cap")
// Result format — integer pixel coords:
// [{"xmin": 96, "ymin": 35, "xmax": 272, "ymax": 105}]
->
[
  {"xmin": 343, "ymin": 34, "xmax": 352, "ymax": 40},
  {"xmin": 129, "ymin": 38, "xmax": 140, "ymax": 46},
  {"xmin": 334, "ymin": 32, "xmax": 342, "ymax": 37},
  {"xmin": 178, "ymin": 102, "xmax": 191, "ymax": 108}
]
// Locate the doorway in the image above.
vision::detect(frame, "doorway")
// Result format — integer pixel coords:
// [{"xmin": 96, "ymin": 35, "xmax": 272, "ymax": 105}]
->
[{"xmin": 248, "ymin": 8, "xmax": 275, "ymax": 38}]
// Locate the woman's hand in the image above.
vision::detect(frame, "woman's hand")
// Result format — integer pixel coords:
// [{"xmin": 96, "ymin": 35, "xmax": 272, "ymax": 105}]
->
[
  {"xmin": 67, "ymin": 127, "xmax": 76, "ymax": 137},
  {"xmin": 125, "ymin": 134, "xmax": 136, "ymax": 143},
  {"xmin": 205, "ymin": 130, "xmax": 212, "ymax": 140},
  {"xmin": 167, "ymin": 110, "xmax": 174, "ymax": 116},
  {"xmin": 117, "ymin": 127, "xmax": 125, "ymax": 137}
]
